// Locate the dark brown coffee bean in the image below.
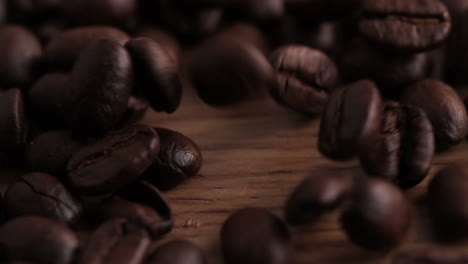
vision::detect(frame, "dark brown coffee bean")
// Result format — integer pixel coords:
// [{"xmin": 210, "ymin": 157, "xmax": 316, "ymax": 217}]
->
[
  {"xmin": 125, "ymin": 38, "xmax": 182, "ymax": 114},
  {"xmin": 4, "ymin": 173, "xmax": 83, "ymax": 225},
  {"xmin": 61, "ymin": 0, "xmax": 137, "ymax": 26},
  {"xmin": 189, "ymin": 35, "xmax": 275, "ymax": 106},
  {"xmin": 221, "ymin": 208, "xmax": 291, "ymax": 264},
  {"xmin": 145, "ymin": 240, "xmax": 206, "ymax": 264},
  {"xmin": 135, "ymin": 27, "xmax": 181, "ymax": 64},
  {"xmin": 340, "ymin": 177, "xmax": 411, "ymax": 250},
  {"xmin": 0, "ymin": 25, "xmax": 42, "ymax": 88},
  {"xmin": 0, "ymin": 216, "xmax": 79, "ymax": 264},
  {"xmin": 0, "ymin": 88, "xmax": 28, "ymax": 158},
  {"xmin": 359, "ymin": 102, "xmax": 434, "ymax": 189},
  {"xmin": 360, "ymin": 0, "xmax": 451, "ymax": 52},
  {"xmin": 117, "ymin": 97, "xmax": 149, "ymax": 128},
  {"xmin": 401, "ymin": 80, "xmax": 468, "ymax": 149},
  {"xmin": 285, "ymin": 171, "xmax": 354, "ymax": 225},
  {"xmin": 98, "ymin": 181, "xmax": 173, "ymax": 238},
  {"xmin": 428, "ymin": 162, "xmax": 468, "ymax": 241},
  {"xmin": 25, "ymin": 130, "xmax": 83, "ymax": 176},
  {"xmin": 269, "ymin": 45, "xmax": 340, "ymax": 116},
  {"xmin": 77, "ymin": 218, "xmax": 151, "ymax": 264},
  {"xmin": 393, "ymin": 247, "xmax": 468, "ymax": 264},
  {"xmin": 45, "ymin": 26, "xmax": 129, "ymax": 69},
  {"xmin": 28, "ymin": 73, "xmax": 69, "ymax": 128},
  {"xmin": 318, "ymin": 80, "xmax": 383, "ymax": 160},
  {"xmin": 218, "ymin": 23, "xmax": 270, "ymax": 55},
  {"xmin": 143, "ymin": 128, "xmax": 202, "ymax": 191},
  {"xmin": 67, "ymin": 125, "xmax": 160, "ymax": 195},
  {"xmin": 67, "ymin": 39, "xmax": 132, "ymax": 137}
]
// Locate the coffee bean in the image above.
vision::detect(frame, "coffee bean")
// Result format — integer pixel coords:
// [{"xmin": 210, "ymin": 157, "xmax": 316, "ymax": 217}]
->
[
  {"xmin": 67, "ymin": 39, "xmax": 132, "ymax": 137},
  {"xmin": 67, "ymin": 125, "xmax": 160, "ymax": 195},
  {"xmin": 0, "ymin": 25, "xmax": 42, "ymax": 88},
  {"xmin": 4, "ymin": 173, "xmax": 83, "ymax": 225},
  {"xmin": 285, "ymin": 171, "xmax": 354, "ymax": 225},
  {"xmin": 218, "ymin": 23, "xmax": 270, "ymax": 55},
  {"xmin": 125, "ymin": 38, "xmax": 182, "ymax": 114},
  {"xmin": 285, "ymin": 0, "xmax": 364, "ymax": 20},
  {"xmin": 359, "ymin": 0, "xmax": 451, "ymax": 52},
  {"xmin": 77, "ymin": 218, "xmax": 151, "ymax": 264},
  {"xmin": 0, "ymin": 88, "xmax": 28, "ymax": 158},
  {"xmin": 61, "ymin": 0, "xmax": 137, "ymax": 26},
  {"xmin": 134, "ymin": 27, "xmax": 181, "ymax": 64},
  {"xmin": 0, "ymin": 216, "xmax": 79, "ymax": 264},
  {"xmin": 359, "ymin": 102, "xmax": 434, "ymax": 189},
  {"xmin": 98, "ymin": 180, "xmax": 173, "ymax": 238},
  {"xmin": 45, "ymin": 26, "xmax": 129, "ymax": 69},
  {"xmin": 340, "ymin": 177, "xmax": 411, "ymax": 250},
  {"xmin": 189, "ymin": 35, "xmax": 275, "ymax": 106},
  {"xmin": 28, "ymin": 73, "xmax": 69, "ymax": 128},
  {"xmin": 221, "ymin": 208, "xmax": 291, "ymax": 264},
  {"xmin": 428, "ymin": 162, "xmax": 468, "ymax": 241},
  {"xmin": 318, "ymin": 80, "xmax": 383, "ymax": 160},
  {"xmin": 117, "ymin": 97, "xmax": 149, "ymax": 128},
  {"xmin": 25, "ymin": 130, "xmax": 83, "ymax": 176},
  {"xmin": 392, "ymin": 247, "xmax": 468, "ymax": 264},
  {"xmin": 269, "ymin": 45, "xmax": 340, "ymax": 116},
  {"xmin": 145, "ymin": 240, "xmax": 206, "ymax": 264},
  {"xmin": 400, "ymin": 80, "xmax": 468, "ymax": 149}
]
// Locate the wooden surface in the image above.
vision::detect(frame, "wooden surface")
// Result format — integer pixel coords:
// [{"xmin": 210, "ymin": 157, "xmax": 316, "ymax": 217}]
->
[{"xmin": 143, "ymin": 86, "xmax": 468, "ymax": 264}]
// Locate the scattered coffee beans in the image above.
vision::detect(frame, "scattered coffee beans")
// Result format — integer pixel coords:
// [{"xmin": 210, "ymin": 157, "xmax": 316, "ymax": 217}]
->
[{"xmin": 145, "ymin": 240, "xmax": 206, "ymax": 264}]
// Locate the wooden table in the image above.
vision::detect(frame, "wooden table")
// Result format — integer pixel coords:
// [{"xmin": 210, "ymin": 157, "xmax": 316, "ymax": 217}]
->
[{"xmin": 144, "ymin": 86, "xmax": 468, "ymax": 264}]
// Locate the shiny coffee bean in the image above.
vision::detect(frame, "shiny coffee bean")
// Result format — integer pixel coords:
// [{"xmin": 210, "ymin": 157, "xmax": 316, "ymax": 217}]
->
[
  {"xmin": 318, "ymin": 80, "xmax": 383, "ymax": 160},
  {"xmin": 4, "ymin": 173, "xmax": 83, "ymax": 225},
  {"xmin": 77, "ymin": 218, "xmax": 151, "ymax": 264},
  {"xmin": 61, "ymin": 0, "xmax": 137, "ymax": 26},
  {"xmin": 285, "ymin": 171, "xmax": 354, "ymax": 225},
  {"xmin": 67, "ymin": 125, "xmax": 160, "ymax": 195},
  {"xmin": 0, "ymin": 216, "xmax": 79, "ymax": 264},
  {"xmin": 360, "ymin": 0, "xmax": 451, "ymax": 53},
  {"xmin": 359, "ymin": 102, "xmax": 434, "ymax": 189},
  {"xmin": 285, "ymin": 0, "xmax": 364, "ymax": 20},
  {"xmin": 392, "ymin": 247, "xmax": 468, "ymax": 264},
  {"xmin": 28, "ymin": 73, "xmax": 69, "ymax": 128},
  {"xmin": 221, "ymin": 208, "xmax": 291, "ymax": 264},
  {"xmin": 125, "ymin": 38, "xmax": 182, "ymax": 114},
  {"xmin": 428, "ymin": 162, "xmax": 468, "ymax": 241},
  {"xmin": 135, "ymin": 27, "xmax": 181, "ymax": 64},
  {"xmin": 401, "ymin": 80, "xmax": 468, "ymax": 149},
  {"xmin": 98, "ymin": 181, "xmax": 173, "ymax": 238},
  {"xmin": 0, "ymin": 88, "xmax": 28, "ymax": 159},
  {"xmin": 117, "ymin": 97, "xmax": 149, "ymax": 128},
  {"xmin": 25, "ymin": 130, "xmax": 83, "ymax": 176},
  {"xmin": 190, "ymin": 35, "xmax": 275, "ymax": 106},
  {"xmin": 45, "ymin": 26, "xmax": 129, "ymax": 69},
  {"xmin": 143, "ymin": 128, "xmax": 202, "ymax": 191},
  {"xmin": 67, "ymin": 39, "xmax": 132, "ymax": 137},
  {"xmin": 269, "ymin": 45, "xmax": 340, "ymax": 116},
  {"xmin": 0, "ymin": 25, "xmax": 42, "ymax": 88},
  {"xmin": 145, "ymin": 240, "xmax": 206, "ymax": 264},
  {"xmin": 218, "ymin": 23, "xmax": 270, "ymax": 55},
  {"xmin": 340, "ymin": 177, "xmax": 411, "ymax": 250}
]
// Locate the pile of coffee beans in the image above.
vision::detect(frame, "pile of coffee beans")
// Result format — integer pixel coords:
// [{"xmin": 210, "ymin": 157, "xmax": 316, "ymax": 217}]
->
[{"xmin": 1, "ymin": 0, "xmax": 468, "ymax": 262}]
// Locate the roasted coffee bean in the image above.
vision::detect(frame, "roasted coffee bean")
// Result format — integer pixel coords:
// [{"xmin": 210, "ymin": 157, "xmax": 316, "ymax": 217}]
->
[
  {"xmin": 0, "ymin": 88, "xmax": 28, "ymax": 157},
  {"xmin": 67, "ymin": 39, "xmax": 132, "ymax": 137},
  {"xmin": 67, "ymin": 125, "xmax": 160, "ymax": 195},
  {"xmin": 318, "ymin": 80, "xmax": 383, "ymax": 160},
  {"xmin": 392, "ymin": 247, "xmax": 468, "ymax": 264},
  {"xmin": 218, "ymin": 23, "xmax": 270, "ymax": 55},
  {"xmin": 28, "ymin": 73, "xmax": 69, "ymax": 128},
  {"xmin": 359, "ymin": 0, "xmax": 451, "ymax": 52},
  {"xmin": 285, "ymin": 171, "xmax": 354, "ymax": 225},
  {"xmin": 125, "ymin": 38, "xmax": 182, "ymax": 114},
  {"xmin": 4, "ymin": 173, "xmax": 83, "ymax": 225},
  {"xmin": 269, "ymin": 45, "xmax": 340, "ymax": 116},
  {"xmin": 143, "ymin": 128, "xmax": 202, "ymax": 191},
  {"xmin": 61, "ymin": 0, "xmax": 137, "ymax": 26},
  {"xmin": 428, "ymin": 162, "xmax": 468, "ymax": 241},
  {"xmin": 77, "ymin": 218, "xmax": 151, "ymax": 264},
  {"xmin": 221, "ymin": 208, "xmax": 291, "ymax": 264},
  {"xmin": 401, "ymin": 80, "xmax": 468, "ymax": 149},
  {"xmin": 359, "ymin": 102, "xmax": 434, "ymax": 189},
  {"xmin": 98, "ymin": 181, "xmax": 173, "ymax": 238},
  {"xmin": 285, "ymin": 0, "xmax": 364, "ymax": 20},
  {"xmin": 117, "ymin": 97, "xmax": 149, "ymax": 128},
  {"xmin": 340, "ymin": 177, "xmax": 411, "ymax": 250},
  {"xmin": 189, "ymin": 35, "xmax": 275, "ymax": 106},
  {"xmin": 0, "ymin": 216, "xmax": 79, "ymax": 264},
  {"xmin": 341, "ymin": 39, "xmax": 432, "ymax": 96},
  {"xmin": 25, "ymin": 130, "xmax": 83, "ymax": 176},
  {"xmin": 145, "ymin": 240, "xmax": 206, "ymax": 264},
  {"xmin": 135, "ymin": 27, "xmax": 181, "ymax": 64},
  {"xmin": 0, "ymin": 25, "xmax": 42, "ymax": 88},
  {"xmin": 45, "ymin": 26, "xmax": 130, "ymax": 69}
]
